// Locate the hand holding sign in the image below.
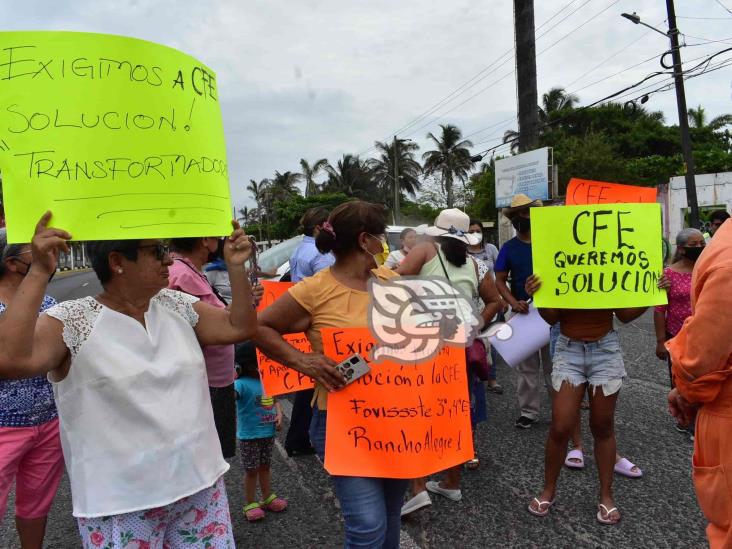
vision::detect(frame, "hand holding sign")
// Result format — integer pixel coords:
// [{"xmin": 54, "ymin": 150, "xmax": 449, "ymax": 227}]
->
[{"xmin": 31, "ymin": 211, "xmax": 72, "ymax": 276}]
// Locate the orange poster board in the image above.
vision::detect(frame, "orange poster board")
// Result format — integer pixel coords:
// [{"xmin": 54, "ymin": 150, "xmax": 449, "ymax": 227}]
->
[
  {"xmin": 566, "ymin": 178, "xmax": 657, "ymax": 205},
  {"xmin": 321, "ymin": 327, "xmax": 473, "ymax": 478},
  {"xmin": 255, "ymin": 281, "xmax": 315, "ymax": 396}
]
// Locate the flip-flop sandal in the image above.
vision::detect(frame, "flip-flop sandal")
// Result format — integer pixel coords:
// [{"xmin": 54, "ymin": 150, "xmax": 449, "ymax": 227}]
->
[
  {"xmin": 244, "ymin": 502, "xmax": 265, "ymax": 521},
  {"xmin": 614, "ymin": 457, "xmax": 643, "ymax": 478},
  {"xmin": 527, "ymin": 497, "xmax": 555, "ymax": 517},
  {"xmin": 262, "ymin": 493, "xmax": 288, "ymax": 512},
  {"xmin": 564, "ymin": 448, "xmax": 585, "ymax": 469},
  {"xmin": 487, "ymin": 383, "xmax": 504, "ymax": 394},
  {"xmin": 466, "ymin": 457, "xmax": 480, "ymax": 470},
  {"xmin": 597, "ymin": 503, "xmax": 621, "ymax": 525}
]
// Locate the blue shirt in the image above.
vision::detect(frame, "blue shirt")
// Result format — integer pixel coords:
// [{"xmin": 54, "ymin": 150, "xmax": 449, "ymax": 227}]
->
[
  {"xmin": 289, "ymin": 236, "xmax": 335, "ymax": 282},
  {"xmin": 494, "ymin": 237, "xmax": 533, "ymax": 302},
  {"xmin": 235, "ymin": 377, "xmax": 277, "ymax": 440},
  {"xmin": 0, "ymin": 295, "xmax": 58, "ymax": 427}
]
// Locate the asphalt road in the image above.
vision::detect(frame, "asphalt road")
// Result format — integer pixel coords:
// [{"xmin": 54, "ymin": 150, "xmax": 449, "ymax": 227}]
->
[{"xmin": 1, "ymin": 271, "xmax": 708, "ymax": 548}]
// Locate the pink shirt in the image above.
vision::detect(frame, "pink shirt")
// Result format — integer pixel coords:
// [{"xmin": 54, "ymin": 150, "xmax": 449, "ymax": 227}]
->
[
  {"xmin": 168, "ymin": 257, "xmax": 235, "ymax": 387},
  {"xmin": 655, "ymin": 267, "xmax": 693, "ymax": 337}
]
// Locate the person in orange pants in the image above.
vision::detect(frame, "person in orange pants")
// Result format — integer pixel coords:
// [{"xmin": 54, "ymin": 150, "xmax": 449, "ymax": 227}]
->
[{"xmin": 667, "ymin": 218, "xmax": 732, "ymax": 549}]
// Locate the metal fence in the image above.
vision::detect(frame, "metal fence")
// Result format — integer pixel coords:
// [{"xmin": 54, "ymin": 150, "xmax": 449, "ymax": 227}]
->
[{"xmin": 56, "ymin": 239, "xmax": 283, "ymax": 271}]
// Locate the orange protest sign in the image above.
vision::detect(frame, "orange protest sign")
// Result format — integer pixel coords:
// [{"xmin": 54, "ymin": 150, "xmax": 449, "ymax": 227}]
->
[
  {"xmin": 257, "ymin": 280, "xmax": 294, "ymax": 311},
  {"xmin": 321, "ymin": 327, "xmax": 473, "ymax": 478},
  {"xmin": 256, "ymin": 334, "xmax": 315, "ymax": 396},
  {"xmin": 255, "ymin": 281, "xmax": 315, "ymax": 396},
  {"xmin": 566, "ymin": 178, "xmax": 657, "ymax": 205}
]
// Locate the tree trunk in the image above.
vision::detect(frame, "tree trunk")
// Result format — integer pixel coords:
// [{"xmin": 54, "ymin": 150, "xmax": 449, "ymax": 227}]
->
[{"xmin": 446, "ymin": 174, "xmax": 454, "ymax": 208}]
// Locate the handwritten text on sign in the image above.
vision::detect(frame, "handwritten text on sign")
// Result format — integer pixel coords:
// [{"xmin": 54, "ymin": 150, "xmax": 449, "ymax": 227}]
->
[
  {"xmin": 565, "ymin": 178, "xmax": 657, "ymax": 205},
  {"xmin": 256, "ymin": 281, "xmax": 314, "ymax": 396},
  {"xmin": 322, "ymin": 328, "xmax": 473, "ymax": 478},
  {"xmin": 0, "ymin": 31, "xmax": 231, "ymax": 242},
  {"xmin": 531, "ymin": 203, "xmax": 667, "ymax": 309}
]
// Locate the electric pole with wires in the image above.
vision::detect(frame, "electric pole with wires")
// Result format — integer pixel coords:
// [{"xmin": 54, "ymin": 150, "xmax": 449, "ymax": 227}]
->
[{"xmin": 514, "ymin": 0, "xmax": 539, "ymax": 153}]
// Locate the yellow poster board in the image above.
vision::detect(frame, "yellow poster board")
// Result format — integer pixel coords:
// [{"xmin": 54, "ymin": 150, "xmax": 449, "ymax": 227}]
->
[
  {"xmin": 0, "ymin": 31, "xmax": 231, "ymax": 242},
  {"xmin": 531, "ymin": 203, "xmax": 668, "ymax": 309}
]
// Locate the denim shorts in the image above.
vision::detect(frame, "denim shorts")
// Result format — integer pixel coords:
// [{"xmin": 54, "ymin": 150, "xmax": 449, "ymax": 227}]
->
[{"xmin": 551, "ymin": 330, "xmax": 626, "ymax": 395}]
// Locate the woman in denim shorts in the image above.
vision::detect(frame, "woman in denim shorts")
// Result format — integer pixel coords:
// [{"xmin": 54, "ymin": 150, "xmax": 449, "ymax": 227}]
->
[{"xmin": 525, "ymin": 275, "xmax": 646, "ymax": 525}]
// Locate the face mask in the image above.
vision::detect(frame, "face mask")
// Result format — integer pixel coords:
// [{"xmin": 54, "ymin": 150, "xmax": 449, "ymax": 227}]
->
[
  {"xmin": 365, "ymin": 234, "xmax": 389, "ymax": 267},
  {"xmin": 682, "ymin": 246, "xmax": 704, "ymax": 261},
  {"xmin": 512, "ymin": 216, "xmax": 531, "ymax": 233}
]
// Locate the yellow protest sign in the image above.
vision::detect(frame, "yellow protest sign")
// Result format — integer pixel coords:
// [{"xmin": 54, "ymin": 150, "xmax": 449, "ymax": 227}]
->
[
  {"xmin": 322, "ymin": 327, "xmax": 473, "ymax": 479},
  {"xmin": 531, "ymin": 203, "xmax": 668, "ymax": 308},
  {"xmin": 0, "ymin": 31, "xmax": 231, "ymax": 242}
]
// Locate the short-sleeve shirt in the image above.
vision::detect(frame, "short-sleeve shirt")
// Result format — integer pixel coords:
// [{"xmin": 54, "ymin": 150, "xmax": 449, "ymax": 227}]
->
[
  {"xmin": 468, "ymin": 243, "xmax": 499, "ymax": 273},
  {"xmin": 655, "ymin": 267, "xmax": 693, "ymax": 337},
  {"xmin": 289, "ymin": 236, "xmax": 335, "ymax": 283},
  {"xmin": 495, "ymin": 237, "xmax": 533, "ymax": 301},
  {"xmin": 0, "ymin": 295, "xmax": 58, "ymax": 427},
  {"xmin": 168, "ymin": 256, "xmax": 235, "ymax": 388},
  {"xmin": 288, "ymin": 266, "xmax": 397, "ymax": 410},
  {"xmin": 235, "ymin": 377, "xmax": 277, "ymax": 440}
]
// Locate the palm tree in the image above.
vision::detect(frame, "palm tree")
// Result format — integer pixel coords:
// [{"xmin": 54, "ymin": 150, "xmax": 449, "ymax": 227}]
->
[
  {"xmin": 246, "ymin": 179, "xmax": 267, "ymax": 240},
  {"xmin": 503, "ymin": 87, "xmax": 579, "ymax": 154},
  {"xmin": 688, "ymin": 105, "xmax": 732, "ymax": 131},
  {"xmin": 323, "ymin": 154, "xmax": 376, "ymax": 199},
  {"xmin": 422, "ymin": 124, "xmax": 474, "ymax": 208},
  {"xmin": 299, "ymin": 158, "xmax": 328, "ymax": 197},
  {"xmin": 366, "ymin": 140, "xmax": 422, "ymax": 209},
  {"xmin": 269, "ymin": 171, "xmax": 303, "ymax": 201}
]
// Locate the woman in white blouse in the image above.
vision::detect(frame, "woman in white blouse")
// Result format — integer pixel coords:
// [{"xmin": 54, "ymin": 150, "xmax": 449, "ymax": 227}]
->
[{"xmin": 0, "ymin": 212, "xmax": 256, "ymax": 548}]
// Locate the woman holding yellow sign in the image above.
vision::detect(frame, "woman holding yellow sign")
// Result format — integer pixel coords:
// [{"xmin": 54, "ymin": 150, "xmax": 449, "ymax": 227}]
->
[
  {"xmin": 0, "ymin": 212, "xmax": 257, "ymax": 547},
  {"xmin": 524, "ymin": 274, "xmax": 646, "ymax": 525}
]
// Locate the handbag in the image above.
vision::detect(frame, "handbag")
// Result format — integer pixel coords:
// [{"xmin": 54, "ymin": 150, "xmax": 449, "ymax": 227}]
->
[{"xmin": 433, "ymin": 244, "xmax": 491, "ymax": 381}]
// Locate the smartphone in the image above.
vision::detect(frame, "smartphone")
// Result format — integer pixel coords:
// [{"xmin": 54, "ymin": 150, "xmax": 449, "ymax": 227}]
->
[{"xmin": 334, "ymin": 353, "xmax": 371, "ymax": 386}]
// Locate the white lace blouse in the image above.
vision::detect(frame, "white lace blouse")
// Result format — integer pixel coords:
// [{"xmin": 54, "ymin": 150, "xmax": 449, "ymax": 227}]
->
[{"xmin": 45, "ymin": 289, "xmax": 228, "ymax": 518}]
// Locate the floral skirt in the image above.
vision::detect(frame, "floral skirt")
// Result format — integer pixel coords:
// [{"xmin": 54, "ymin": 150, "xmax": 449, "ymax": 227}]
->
[{"xmin": 77, "ymin": 476, "xmax": 234, "ymax": 548}]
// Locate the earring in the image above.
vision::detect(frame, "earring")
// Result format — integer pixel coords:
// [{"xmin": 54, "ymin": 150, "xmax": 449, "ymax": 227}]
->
[{"xmin": 117, "ymin": 268, "xmax": 124, "ymax": 274}]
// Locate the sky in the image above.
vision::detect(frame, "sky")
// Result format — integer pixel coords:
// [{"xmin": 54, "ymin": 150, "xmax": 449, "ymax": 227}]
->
[{"xmin": 3, "ymin": 0, "xmax": 732, "ymax": 212}]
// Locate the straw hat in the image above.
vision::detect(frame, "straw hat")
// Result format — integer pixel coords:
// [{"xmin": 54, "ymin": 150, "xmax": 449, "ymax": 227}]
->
[
  {"xmin": 502, "ymin": 194, "xmax": 543, "ymax": 218},
  {"xmin": 424, "ymin": 208, "xmax": 482, "ymax": 246}
]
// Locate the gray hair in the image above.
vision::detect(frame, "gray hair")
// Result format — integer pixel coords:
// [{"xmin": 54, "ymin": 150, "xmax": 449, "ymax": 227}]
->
[
  {"xmin": 675, "ymin": 228, "xmax": 704, "ymax": 246},
  {"xmin": 0, "ymin": 228, "xmax": 30, "ymax": 278}
]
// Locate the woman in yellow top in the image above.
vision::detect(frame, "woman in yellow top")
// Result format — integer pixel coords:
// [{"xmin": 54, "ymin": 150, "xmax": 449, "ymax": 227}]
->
[{"xmin": 255, "ymin": 200, "xmax": 406, "ymax": 549}]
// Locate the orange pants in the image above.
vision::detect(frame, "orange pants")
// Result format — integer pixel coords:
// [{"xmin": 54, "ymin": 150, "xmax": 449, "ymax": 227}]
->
[{"xmin": 694, "ymin": 406, "xmax": 732, "ymax": 548}]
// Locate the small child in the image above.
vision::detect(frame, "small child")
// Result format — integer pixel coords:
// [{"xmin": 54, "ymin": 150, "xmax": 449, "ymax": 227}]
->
[{"xmin": 234, "ymin": 342, "xmax": 287, "ymax": 522}]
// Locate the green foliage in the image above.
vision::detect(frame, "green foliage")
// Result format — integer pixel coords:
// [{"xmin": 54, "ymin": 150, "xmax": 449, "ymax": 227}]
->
[
  {"xmin": 399, "ymin": 200, "xmax": 440, "ymax": 226},
  {"xmin": 465, "ymin": 166, "xmax": 498, "ymax": 223},
  {"xmin": 269, "ymin": 193, "xmax": 351, "ymax": 239}
]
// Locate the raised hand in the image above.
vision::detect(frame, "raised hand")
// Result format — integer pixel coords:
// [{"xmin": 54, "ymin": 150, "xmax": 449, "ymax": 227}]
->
[
  {"xmin": 223, "ymin": 220, "xmax": 254, "ymax": 268},
  {"xmin": 31, "ymin": 211, "xmax": 72, "ymax": 276}
]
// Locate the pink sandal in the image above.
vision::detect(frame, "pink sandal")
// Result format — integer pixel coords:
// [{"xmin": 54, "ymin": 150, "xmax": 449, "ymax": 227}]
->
[
  {"xmin": 614, "ymin": 457, "xmax": 643, "ymax": 478},
  {"xmin": 528, "ymin": 497, "xmax": 555, "ymax": 517},
  {"xmin": 262, "ymin": 493, "xmax": 288, "ymax": 512},
  {"xmin": 244, "ymin": 502, "xmax": 265, "ymax": 522},
  {"xmin": 564, "ymin": 448, "xmax": 585, "ymax": 469}
]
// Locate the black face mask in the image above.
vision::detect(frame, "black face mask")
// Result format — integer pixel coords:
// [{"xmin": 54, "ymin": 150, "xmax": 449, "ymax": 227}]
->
[
  {"xmin": 682, "ymin": 246, "xmax": 704, "ymax": 261},
  {"xmin": 512, "ymin": 216, "xmax": 531, "ymax": 233}
]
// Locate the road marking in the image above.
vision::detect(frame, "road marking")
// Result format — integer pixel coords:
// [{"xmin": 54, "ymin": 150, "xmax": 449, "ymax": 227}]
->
[
  {"xmin": 81, "ymin": 282, "xmax": 89, "ymax": 287},
  {"xmin": 279, "ymin": 395, "xmax": 423, "ymax": 548}
]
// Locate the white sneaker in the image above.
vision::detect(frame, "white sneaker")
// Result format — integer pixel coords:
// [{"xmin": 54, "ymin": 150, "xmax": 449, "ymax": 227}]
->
[
  {"xmin": 401, "ymin": 490, "xmax": 432, "ymax": 516},
  {"xmin": 426, "ymin": 480, "xmax": 462, "ymax": 502}
]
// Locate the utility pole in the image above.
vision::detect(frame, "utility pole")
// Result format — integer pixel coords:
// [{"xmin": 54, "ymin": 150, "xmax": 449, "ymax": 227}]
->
[
  {"xmin": 393, "ymin": 136, "xmax": 400, "ymax": 225},
  {"xmin": 666, "ymin": 0, "xmax": 700, "ymax": 228},
  {"xmin": 513, "ymin": 0, "xmax": 539, "ymax": 153}
]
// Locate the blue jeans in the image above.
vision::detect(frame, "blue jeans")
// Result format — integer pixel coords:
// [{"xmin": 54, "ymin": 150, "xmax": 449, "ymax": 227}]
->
[{"xmin": 310, "ymin": 406, "xmax": 408, "ymax": 549}]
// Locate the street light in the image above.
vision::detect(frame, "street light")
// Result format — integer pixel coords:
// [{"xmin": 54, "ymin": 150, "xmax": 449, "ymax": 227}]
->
[{"xmin": 621, "ymin": 4, "xmax": 700, "ymax": 228}]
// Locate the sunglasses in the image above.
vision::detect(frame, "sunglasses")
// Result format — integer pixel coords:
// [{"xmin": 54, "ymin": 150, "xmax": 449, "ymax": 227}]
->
[{"xmin": 136, "ymin": 243, "xmax": 171, "ymax": 261}]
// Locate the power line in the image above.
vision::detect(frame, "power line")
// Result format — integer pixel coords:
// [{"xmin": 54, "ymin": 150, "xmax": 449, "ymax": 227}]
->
[
  {"xmin": 357, "ymin": 0, "xmax": 599, "ymax": 156},
  {"xmin": 535, "ymin": 0, "xmax": 621, "ymax": 57},
  {"xmin": 677, "ymin": 15, "xmax": 732, "ymax": 20},
  {"xmin": 715, "ymin": 0, "xmax": 732, "ymax": 16}
]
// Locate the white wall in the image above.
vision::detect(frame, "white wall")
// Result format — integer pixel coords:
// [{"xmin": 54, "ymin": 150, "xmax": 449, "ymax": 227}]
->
[{"xmin": 664, "ymin": 172, "xmax": 732, "ymax": 241}]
